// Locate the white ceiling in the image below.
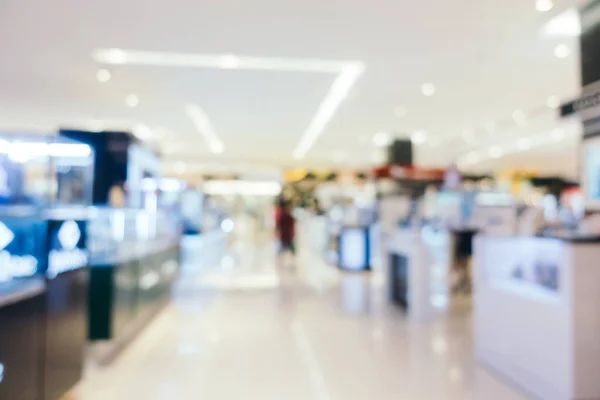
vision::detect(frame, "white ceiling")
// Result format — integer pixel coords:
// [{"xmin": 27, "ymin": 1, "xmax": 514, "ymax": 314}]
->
[{"xmin": 0, "ymin": 0, "xmax": 589, "ymax": 177}]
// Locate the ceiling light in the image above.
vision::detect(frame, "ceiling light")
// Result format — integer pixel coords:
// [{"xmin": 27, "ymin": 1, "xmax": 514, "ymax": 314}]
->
[
  {"xmin": 547, "ymin": 95, "xmax": 561, "ymax": 108},
  {"xmin": 373, "ymin": 132, "xmax": 392, "ymax": 147},
  {"xmin": 219, "ymin": 55, "xmax": 240, "ymax": 69},
  {"xmin": 96, "ymin": 69, "xmax": 111, "ymax": 83},
  {"xmin": 512, "ymin": 110, "xmax": 527, "ymax": 125},
  {"xmin": 543, "ymin": 8, "xmax": 581, "ymax": 36},
  {"xmin": 93, "ymin": 48, "xmax": 127, "ymax": 64},
  {"xmin": 517, "ymin": 138, "xmax": 531, "ymax": 150},
  {"xmin": 411, "ymin": 130, "xmax": 427, "ymax": 144},
  {"xmin": 536, "ymin": 0, "xmax": 553, "ymax": 12},
  {"xmin": 489, "ymin": 146, "xmax": 503, "ymax": 158},
  {"xmin": 554, "ymin": 44, "xmax": 571, "ymax": 58},
  {"xmin": 185, "ymin": 104, "xmax": 225, "ymax": 154},
  {"xmin": 393, "ymin": 105, "xmax": 407, "ymax": 118},
  {"xmin": 552, "ymin": 128, "xmax": 565, "ymax": 140},
  {"xmin": 421, "ymin": 83, "xmax": 436, "ymax": 96},
  {"xmin": 126, "ymin": 94, "xmax": 139, "ymax": 108},
  {"xmin": 133, "ymin": 124, "xmax": 152, "ymax": 139},
  {"xmin": 293, "ymin": 63, "xmax": 365, "ymax": 159}
]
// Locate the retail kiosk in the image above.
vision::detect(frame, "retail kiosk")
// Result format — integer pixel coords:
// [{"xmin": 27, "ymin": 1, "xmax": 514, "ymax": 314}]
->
[{"xmin": 0, "ymin": 133, "xmax": 94, "ymax": 399}]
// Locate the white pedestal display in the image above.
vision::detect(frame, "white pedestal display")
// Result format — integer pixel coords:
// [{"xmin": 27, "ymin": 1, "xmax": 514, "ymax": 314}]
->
[
  {"xmin": 474, "ymin": 235, "xmax": 600, "ymax": 400},
  {"xmin": 386, "ymin": 227, "xmax": 450, "ymax": 321}
]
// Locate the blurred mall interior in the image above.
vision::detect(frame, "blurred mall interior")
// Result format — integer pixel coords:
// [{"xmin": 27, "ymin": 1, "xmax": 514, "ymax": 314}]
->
[{"xmin": 2, "ymin": 0, "xmax": 600, "ymax": 399}]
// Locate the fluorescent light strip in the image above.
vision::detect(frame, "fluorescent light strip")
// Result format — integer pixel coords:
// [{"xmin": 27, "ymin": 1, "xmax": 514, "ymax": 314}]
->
[
  {"xmin": 93, "ymin": 48, "xmax": 351, "ymax": 73},
  {"xmin": 93, "ymin": 48, "xmax": 366, "ymax": 158},
  {"xmin": 185, "ymin": 104, "xmax": 225, "ymax": 154},
  {"xmin": 293, "ymin": 64, "xmax": 364, "ymax": 159}
]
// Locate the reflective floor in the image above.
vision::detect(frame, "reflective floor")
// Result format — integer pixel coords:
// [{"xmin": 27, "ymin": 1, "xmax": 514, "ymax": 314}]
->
[{"xmin": 75, "ymin": 236, "xmax": 527, "ymax": 400}]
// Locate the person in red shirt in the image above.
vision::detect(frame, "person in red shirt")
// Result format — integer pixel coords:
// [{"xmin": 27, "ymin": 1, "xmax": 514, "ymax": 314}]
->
[{"xmin": 276, "ymin": 201, "xmax": 296, "ymax": 256}]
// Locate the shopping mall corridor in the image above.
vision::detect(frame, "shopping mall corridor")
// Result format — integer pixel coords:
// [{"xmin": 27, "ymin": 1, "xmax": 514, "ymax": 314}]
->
[{"xmin": 74, "ymin": 231, "xmax": 526, "ymax": 400}]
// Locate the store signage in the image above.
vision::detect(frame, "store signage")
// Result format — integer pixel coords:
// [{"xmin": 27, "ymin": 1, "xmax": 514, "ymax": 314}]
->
[
  {"xmin": 47, "ymin": 220, "xmax": 88, "ymax": 278},
  {"xmin": 0, "ymin": 221, "xmax": 38, "ymax": 281}
]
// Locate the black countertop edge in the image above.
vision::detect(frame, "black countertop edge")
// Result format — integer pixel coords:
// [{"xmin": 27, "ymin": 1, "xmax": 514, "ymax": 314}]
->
[
  {"xmin": 536, "ymin": 234, "xmax": 600, "ymax": 243},
  {"xmin": 0, "ymin": 279, "xmax": 45, "ymax": 308}
]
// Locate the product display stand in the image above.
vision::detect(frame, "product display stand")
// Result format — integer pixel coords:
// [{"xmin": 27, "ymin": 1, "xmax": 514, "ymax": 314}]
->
[{"xmin": 474, "ymin": 234, "xmax": 600, "ymax": 400}]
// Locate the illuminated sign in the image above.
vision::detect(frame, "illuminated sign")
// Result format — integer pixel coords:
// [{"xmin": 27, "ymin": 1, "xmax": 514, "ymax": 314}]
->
[
  {"xmin": 0, "ymin": 221, "xmax": 38, "ymax": 281},
  {"xmin": 47, "ymin": 220, "xmax": 88, "ymax": 278}
]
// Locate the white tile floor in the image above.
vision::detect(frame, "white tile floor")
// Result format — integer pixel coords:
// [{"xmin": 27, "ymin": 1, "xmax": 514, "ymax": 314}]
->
[{"xmin": 75, "ymin": 240, "xmax": 529, "ymax": 400}]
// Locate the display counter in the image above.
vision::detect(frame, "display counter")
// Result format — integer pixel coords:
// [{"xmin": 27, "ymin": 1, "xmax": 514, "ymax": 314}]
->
[
  {"xmin": 474, "ymin": 234, "xmax": 600, "ymax": 400},
  {"xmin": 0, "ymin": 279, "xmax": 45, "ymax": 400},
  {"xmin": 88, "ymin": 240, "xmax": 180, "ymax": 363},
  {"xmin": 386, "ymin": 227, "xmax": 450, "ymax": 321}
]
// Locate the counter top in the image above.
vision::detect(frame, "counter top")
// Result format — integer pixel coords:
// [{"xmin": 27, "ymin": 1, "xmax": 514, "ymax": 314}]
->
[
  {"xmin": 0, "ymin": 278, "xmax": 45, "ymax": 307},
  {"xmin": 90, "ymin": 240, "xmax": 179, "ymax": 266}
]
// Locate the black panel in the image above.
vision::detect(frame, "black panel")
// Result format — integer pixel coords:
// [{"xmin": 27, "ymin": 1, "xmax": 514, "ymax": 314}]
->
[
  {"xmin": 387, "ymin": 139, "xmax": 413, "ymax": 166},
  {"xmin": 581, "ymin": 0, "xmax": 600, "ymax": 86},
  {"xmin": 0, "ymin": 293, "xmax": 44, "ymax": 400},
  {"xmin": 59, "ymin": 130, "xmax": 133, "ymax": 205},
  {"xmin": 43, "ymin": 267, "xmax": 89, "ymax": 400},
  {"xmin": 390, "ymin": 253, "xmax": 408, "ymax": 310}
]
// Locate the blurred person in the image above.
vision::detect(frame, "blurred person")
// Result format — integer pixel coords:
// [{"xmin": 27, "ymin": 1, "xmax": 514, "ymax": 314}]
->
[{"xmin": 276, "ymin": 201, "xmax": 296, "ymax": 264}]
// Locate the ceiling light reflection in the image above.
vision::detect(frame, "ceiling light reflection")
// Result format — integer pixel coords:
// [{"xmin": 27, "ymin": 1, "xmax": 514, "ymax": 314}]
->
[
  {"xmin": 126, "ymin": 94, "xmax": 139, "ymax": 108},
  {"xmin": 96, "ymin": 69, "xmax": 111, "ymax": 83},
  {"xmin": 536, "ymin": 0, "xmax": 553, "ymax": 12},
  {"xmin": 489, "ymin": 146, "xmax": 503, "ymax": 158},
  {"xmin": 421, "ymin": 83, "xmax": 436, "ymax": 96},
  {"xmin": 373, "ymin": 132, "xmax": 392, "ymax": 147},
  {"xmin": 554, "ymin": 44, "xmax": 571, "ymax": 58},
  {"xmin": 411, "ymin": 130, "xmax": 427, "ymax": 144}
]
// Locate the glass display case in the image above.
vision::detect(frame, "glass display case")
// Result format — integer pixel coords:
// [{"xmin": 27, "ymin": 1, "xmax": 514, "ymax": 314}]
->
[
  {"xmin": 0, "ymin": 134, "xmax": 94, "ymax": 207},
  {"xmin": 87, "ymin": 207, "xmax": 182, "ymax": 263},
  {"xmin": 0, "ymin": 134, "xmax": 94, "ymax": 281}
]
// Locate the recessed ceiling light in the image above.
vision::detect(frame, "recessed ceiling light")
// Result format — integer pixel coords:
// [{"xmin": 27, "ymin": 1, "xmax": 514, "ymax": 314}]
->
[
  {"xmin": 133, "ymin": 124, "xmax": 152, "ymax": 139},
  {"xmin": 547, "ymin": 95, "xmax": 561, "ymax": 108},
  {"xmin": 373, "ymin": 131, "xmax": 392, "ymax": 147},
  {"xmin": 554, "ymin": 44, "xmax": 571, "ymax": 58},
  {"xmin": 393, "ymin": 105, "xmax": 407, "ymax": 118},
  {"xmin": 517, "ymin": 138, "xmax": 531, "ymax": 150},
  {"xmin": 126, "ymin": 94, "xmax": 139, "ymax": 108},
  {"xmin": 411, "ymin": 130, "xmax": 428, "ymax": 144},
  {"xmin": 421, "ymin": 83, "xmax": 436, "ymax": 96},
  {"xmin": 512, "ymin": 110, "xmax": 527, "ymax": 125},
  {"xmin": 96, "ymin": 69, "xmax": 111, "ymax": 83},
  {"xmin": 536, "ymin": 0, "xmax": 554, "ymax": 12},
  {"xmin": 219, "ymin": 55, "xmax": 240, "ymax": 69},
  {"xmin": 489, "ymin": 146, "xmax": 503, "ymax": 158},
  {"xmin": 543, "ymin": 8, "xmax": 581, "ymax": 37}
]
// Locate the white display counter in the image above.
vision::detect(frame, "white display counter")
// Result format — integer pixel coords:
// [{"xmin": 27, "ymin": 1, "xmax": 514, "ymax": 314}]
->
[
  {"xmin": 474, "ymin": 234, "xmax": 600, "ymax": 400},
  {"xmin": 386, "ymin": 227, "xmax": 450, "ymax": 321}
]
